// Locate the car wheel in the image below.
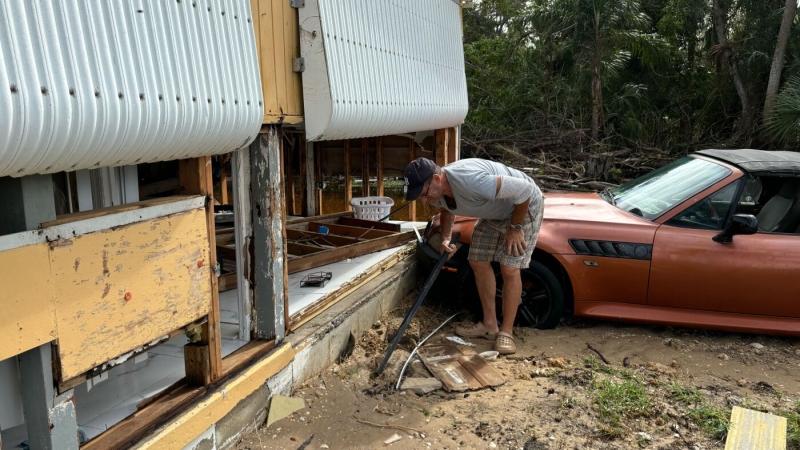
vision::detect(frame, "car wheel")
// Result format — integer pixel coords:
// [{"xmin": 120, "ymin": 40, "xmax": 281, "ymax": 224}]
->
[{"xmin": 515, "ymin": 261, "xmax": 565, "ymax": 329}]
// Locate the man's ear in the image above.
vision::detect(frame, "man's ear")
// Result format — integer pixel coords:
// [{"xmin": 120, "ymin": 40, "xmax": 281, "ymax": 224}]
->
[{"xmin": 431, "ymin": 173, "xmax": 441, "ymax": 184}]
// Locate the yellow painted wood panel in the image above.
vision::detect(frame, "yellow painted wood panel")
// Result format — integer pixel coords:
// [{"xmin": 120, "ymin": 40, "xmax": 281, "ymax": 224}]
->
[
  {"xmin": 50, "ymin": 209, "xmax": 212, "ymax": 380},
  {"xmin": 254, "ymin": 0, "xmax": 303, "ymax": 123},
  {"xmin": 725, "ymin": 406, "xmax": 787, "ymax": 450},
  {"xmin": 0, "ymin": 243, "xmax": 57, "ymax": 361}
]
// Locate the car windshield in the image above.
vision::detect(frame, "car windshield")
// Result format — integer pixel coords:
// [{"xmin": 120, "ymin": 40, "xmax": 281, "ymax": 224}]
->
[{"xmin": 606, "ymin": 156, "xmax": 732, "ymax": 220}]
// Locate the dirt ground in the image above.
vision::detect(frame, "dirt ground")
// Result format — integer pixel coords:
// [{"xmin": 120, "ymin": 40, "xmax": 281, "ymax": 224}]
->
[{"xmin": 235, "ymin": 290, "xmax": 800, "ymax": 450}]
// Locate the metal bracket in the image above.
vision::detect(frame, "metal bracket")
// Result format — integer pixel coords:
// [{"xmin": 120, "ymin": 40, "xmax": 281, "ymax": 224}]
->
[
  {"xmin": 290, "ymin": 0, "xmax": 304, "ymax": 8},
  {"xmin": 292, "ymin": 57, "xmax": 305, "ymax": 73},
  {"xmin": 213, "ymin": 262, "xmax": 221, "ymax": 277}
]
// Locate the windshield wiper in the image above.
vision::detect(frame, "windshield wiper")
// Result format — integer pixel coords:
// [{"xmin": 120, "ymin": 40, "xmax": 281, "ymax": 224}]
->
[{"xmin": 601, "ymin": 187, "xmax": 616, "ymax": 206}]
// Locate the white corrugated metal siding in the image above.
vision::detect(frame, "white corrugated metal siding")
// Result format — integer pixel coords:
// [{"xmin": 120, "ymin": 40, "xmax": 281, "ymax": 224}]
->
[
  {"xmin": 299, "ymin": 0, "xmax": 468, "ymax": 142},
  {"xmin": 0, "ymin": 1, "xmax": 263, "ymax": 178}
]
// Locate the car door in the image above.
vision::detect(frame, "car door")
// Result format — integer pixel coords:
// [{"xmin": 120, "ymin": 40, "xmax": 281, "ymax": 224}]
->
[{"xmin": 648, "ymin": 179, "xmax": 800, "ymax": 318}]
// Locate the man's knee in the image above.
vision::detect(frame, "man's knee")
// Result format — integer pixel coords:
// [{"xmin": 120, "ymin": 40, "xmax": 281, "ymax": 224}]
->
[
  {"xmin": 469, "ymin": 260, "xmax": 492, "ymax": 271},
  {"xmin": 499, "ymin": 264, "xmax": 520, "ymax": 279}
]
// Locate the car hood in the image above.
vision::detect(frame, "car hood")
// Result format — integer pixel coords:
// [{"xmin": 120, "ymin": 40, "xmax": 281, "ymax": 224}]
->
[{"xmin": 543, "ymin": 192, "xmax": 650, "ymax": 226}]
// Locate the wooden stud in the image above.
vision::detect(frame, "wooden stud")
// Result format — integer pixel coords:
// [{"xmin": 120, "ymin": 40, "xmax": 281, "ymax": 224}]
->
[
  {"xmin": 344, "ymin": 140, "xmax": 352, "ymax": 211},
  {"xmin": 285, "ymin": 136, "xmax": 297, "ymax": 216},
  {"xmin": 362, "ymin": 138, "xmax": 370, "ymax": 197},
  {"xmin": 302, "ymin": 137, "xmax": 316, "ymax": 217},
  {"xmin": 299, "ymin": 135, "xmax": 308, "ymax": 216},
  {"xmin": 315, "ymin": 143, "xmax": 323, "ymax": 216},
  {"xmin": 377, "ymin": 137, "xmax": 384, "ymax": 197},
  {"xmin": 435, "ymin": 128, "xmax": 449, "ymax": 167},
  {"xmin": 183, "ymin": 344, "xmax": 212, "ymax": 386},
  {"xmin": 279, "ymin": 132, "xmax": 291, "ymax": 335},
  {"xmin": 179, "ymin": 157, "xmax": 223, "ymax": 383},
  {"xmin": 219, "ymin": 165, "xmax": 228, "ymax": 205},
  {"xmin": 408, "ymin": 138, "xmax": 417, "ymax": 221},
  {"xmin": 447, "ymin": 126, "xmax": 458, "ymax": 163}
]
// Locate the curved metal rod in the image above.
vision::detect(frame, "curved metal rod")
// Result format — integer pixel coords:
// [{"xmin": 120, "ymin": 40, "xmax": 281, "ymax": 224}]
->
[{"xmin": 395, "ymin": 311, "xmax": 462, "ymax": 390}]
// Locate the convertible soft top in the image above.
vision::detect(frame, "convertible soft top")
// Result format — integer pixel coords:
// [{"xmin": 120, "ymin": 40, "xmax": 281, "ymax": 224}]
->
[{"xmin": 696, "ymin": 149, "xmax": 800, "ymax": 176}]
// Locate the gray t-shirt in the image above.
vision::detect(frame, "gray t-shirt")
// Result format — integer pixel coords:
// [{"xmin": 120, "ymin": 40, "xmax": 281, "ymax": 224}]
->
[{"xmin": 434, "ymin": 158, "xmax": 542, "ymax": 220}]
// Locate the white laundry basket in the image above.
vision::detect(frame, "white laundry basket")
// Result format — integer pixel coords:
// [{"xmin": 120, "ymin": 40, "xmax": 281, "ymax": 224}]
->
[{"xmin": 349, "ymin": 196, "xmax": 394, "ymax": 221}]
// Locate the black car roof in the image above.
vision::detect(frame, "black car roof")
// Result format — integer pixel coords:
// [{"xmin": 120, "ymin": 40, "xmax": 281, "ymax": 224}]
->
[{"xmin": 695, "ymin": 149, "xmax": 800, "ymax": 176}]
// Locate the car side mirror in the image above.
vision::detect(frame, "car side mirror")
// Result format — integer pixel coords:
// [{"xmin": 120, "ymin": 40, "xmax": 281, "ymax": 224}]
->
[{"xmin": 713, "ymin": 214, "xmax": 758, "ymax": 244}]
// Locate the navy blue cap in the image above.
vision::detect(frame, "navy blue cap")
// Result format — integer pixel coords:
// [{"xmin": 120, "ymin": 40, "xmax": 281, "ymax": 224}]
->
[{"xmin": 404, "ymin": 157, "xmax": 437, "ymax": 201}]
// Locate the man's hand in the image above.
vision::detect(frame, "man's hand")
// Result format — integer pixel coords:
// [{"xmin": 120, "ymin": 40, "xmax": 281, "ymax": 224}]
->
[
  {"xmin": 504, "ymin": 229, "xmax": 528, "ymax": 257},
  {"xmin": 440, "ymin": 237, "xmax": 457, "ymax": 259}
]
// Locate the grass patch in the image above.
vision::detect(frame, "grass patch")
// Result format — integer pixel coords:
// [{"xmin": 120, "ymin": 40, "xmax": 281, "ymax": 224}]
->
[
  {"xmin": 779, "ymin": 402, "xmax": 800, "ymax": 448},
  {"xmin": 669, "ymin": 383, "xmax": 703, "ymax": 406},
  {"xmin": 686, "ymin": 404, "xmax": 730, "ymax": 440},
  {"xmin": 592, "ymin": 378, "xmax": 653, "ymax": 437},
  {"xmin": 583, "ymin": 355, "xmax": 616, "ymax": 375}
]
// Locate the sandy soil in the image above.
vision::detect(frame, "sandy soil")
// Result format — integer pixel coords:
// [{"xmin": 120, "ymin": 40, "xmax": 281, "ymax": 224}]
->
[{"xmin": 235, "ymin": 292, "xmax": 800, "ymax": 450}]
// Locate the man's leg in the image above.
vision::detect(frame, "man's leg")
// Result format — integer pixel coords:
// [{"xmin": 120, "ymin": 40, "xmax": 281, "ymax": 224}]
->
[
  {"xmin": 498, "ymin": 265, "xmax": 521, "ymax": 335},
  {"xmin": 469, "ymin": 260, "xmax": 499, "ymax": 333}
]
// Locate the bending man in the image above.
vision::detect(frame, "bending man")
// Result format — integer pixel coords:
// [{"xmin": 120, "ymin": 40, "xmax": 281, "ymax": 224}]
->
[{"xmin": 404, "ymin": 157, "xmax": 544, "ymax": 355}]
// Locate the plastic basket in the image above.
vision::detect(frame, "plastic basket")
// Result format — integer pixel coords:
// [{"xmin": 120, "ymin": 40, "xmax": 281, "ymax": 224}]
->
[{"xmin": 349, "ymin": 196, "xmax": 394, "ymax": 221}]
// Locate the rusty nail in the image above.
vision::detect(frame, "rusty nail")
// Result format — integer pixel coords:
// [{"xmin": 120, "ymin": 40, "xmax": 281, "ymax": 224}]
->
[
  {"xmin": 124, "ymin": 292, "xmax": 132, "ymax": 301},
  {"xmin": 198, "ymin": 260, "xmax": 204, "ymax": 268}
]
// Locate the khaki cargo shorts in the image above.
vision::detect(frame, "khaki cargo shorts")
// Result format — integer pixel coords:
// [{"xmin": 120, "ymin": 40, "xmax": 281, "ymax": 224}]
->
[{"xmin": 467, "ymin": 194, "xmax": 544, "ymax": 269}]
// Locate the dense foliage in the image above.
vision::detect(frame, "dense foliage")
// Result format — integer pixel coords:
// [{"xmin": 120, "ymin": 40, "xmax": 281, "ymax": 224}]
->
[{"xmin": 461, "ymin": 0, "xmax": 800, "ymax": 168}]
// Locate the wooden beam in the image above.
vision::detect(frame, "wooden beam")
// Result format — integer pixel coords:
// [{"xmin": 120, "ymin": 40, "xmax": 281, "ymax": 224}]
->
[
  {"xmin": 344, "ymin": 140, "xmax": 352, "ymax": 211},
  {"xmin": 219, "ymin": 165, "xmax": 228, "ymax": 205},
  {"xmin": 184, "ymin": 344, "xmax": 211, "ymax": 385},
  {"xmin": 285, "ymin": 136, "xmax": 297, "ymax": 216},
  {"xmin": 408, "ymin": 138, "xmax": 417, "ymax": 221},
  {"xmin": 314, "ymin": 143, "xmax": 323, "ymax": 216},
  {"xmin": 287, "ymin": 210, "xmax": 353, "ymax": 225},
  {"xmin": 218, "ymin": 272, "xmax": 237, "ymax": 292},
  {"xmin": 287, "ymin": 242, "xmax": 327, "ymax": 256},
  {"xmin": 362, "ymin": 138, "xmax": 370, "ymax": 197},
  {"xmin": 435, "ymin": 128, "xmax": 449, "ymax": 167},
  {"xmin": 250, "ymin": 127, "xmax": 287, "ymax": 342},
  {"xmin": 287, "ymin": 231, "xmax": 415, "ymax": 274},
  {"xmin": 377, "ymin": 137, "xmax": 384, "ymax": 196},
  {"xmin": 179, "ymin": 157, "xmax": 223, "ymax": 384},
  {"xmin": 447, "ymin": 126, "xmax": 458, "ymax": 163},
  {"xmin": 302, "ymin": 138, "xmax": 316, "ymax": 217},
  {"xmin": 231, "ymin": 146, "xmax": 253, "ymax": 340}
]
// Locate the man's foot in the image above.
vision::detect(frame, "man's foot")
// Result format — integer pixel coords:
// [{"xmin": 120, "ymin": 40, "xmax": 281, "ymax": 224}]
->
[
  {"xmin": 494, "ymin": 331, "xmax": 516, "ymax": 355},
  {"xmin": 454, "ymin": 321, "xmax": 497, "ymax": 340}
]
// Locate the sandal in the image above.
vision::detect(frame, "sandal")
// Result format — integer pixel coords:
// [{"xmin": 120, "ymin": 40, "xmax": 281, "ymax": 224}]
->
[
  {"xmin": 494, "ymin": 331, "xmax": 516, "ymax": 355},
  {"xmin": 454, "ymin": 321, "xmax": 497, "ymax": 340}
]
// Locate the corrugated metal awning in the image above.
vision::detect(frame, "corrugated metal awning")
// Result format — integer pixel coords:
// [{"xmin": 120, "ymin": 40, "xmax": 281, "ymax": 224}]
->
[
  {"xmin": 298, "ymin": 0, "xmax": 469, "ymax": 142},
  {"xmin": 0, "ymin": 1, "xmax": 263, "ymax": 178}
]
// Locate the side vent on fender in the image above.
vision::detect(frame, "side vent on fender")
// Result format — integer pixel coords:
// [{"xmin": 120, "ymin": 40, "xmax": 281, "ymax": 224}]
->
[{"xmin": 568, "ymin": 239, "xmax": 652, "ymax": 260}]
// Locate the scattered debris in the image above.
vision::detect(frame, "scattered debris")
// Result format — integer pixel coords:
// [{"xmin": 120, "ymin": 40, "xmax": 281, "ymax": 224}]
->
[
  {"xmin": 418, "ymin": 343, "xmax": 504, "ymax": 391},
  {"xmin": 646, "ymin": 361, "xmax": 677, "ymax": 378},
  {"xmin": 296, "ymin": 433, "xmax": 315, "ymax": 450},
  {"xmin": 750, "ymin": 343, "xmax": 765, "ymax": 350},
  {"xmin": 383, "ymin": 433, "xmax": 402, "ymax": 445},
  {"xmin": 586, "ymin": 342, "xmax": 610, "ymax": 364},
  {"xmin": 547, "ymin": 357, "xmax": 567, "ymax": 368},
  {"xmin": 636, "ymin": 431, "xmax": 653, "ymax": 442},
  {"xmin": 445, "ymin": 336, "xmax": 475, "ymax": 346},
  {"xmin": 479, "ymin": 350, "xmax": 499, "ymax": 361},
  {"xmin": 718, "ymin": 353, "xmax": 730, "ymax": 361},
  {"xmin": 354, "ymin": 415, "xmax": 423, "ymax": 435},
  {"xmin": 623, "ymin": 356, "xmax": 630, "ymax": 367}
]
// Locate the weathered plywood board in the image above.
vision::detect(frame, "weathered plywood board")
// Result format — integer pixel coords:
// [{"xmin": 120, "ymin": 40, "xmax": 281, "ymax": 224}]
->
[
  {"xmin": 251, "ymin": 0, "xmax": 304, "ymax": 123},
  {"xmin": 725, "ymin": 406, "xmax": 786, "ymax": 450},
  {"xmin": 49, "ymin": 209, "xmax": 212, "ymax": 380},
  {"xmin": 0, "ymin": 242, "xmax": 57, "ymax": 361}
]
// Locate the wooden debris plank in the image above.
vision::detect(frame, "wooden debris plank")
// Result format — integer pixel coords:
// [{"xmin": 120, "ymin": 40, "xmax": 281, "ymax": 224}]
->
[
  {"xmin": 725, "ymin": 406, "xmax": 786, "ymax": 450},
  {"xmin": 287, "ymin": 231, "xmax": 415, "ymax": 274},
  {"xmin": 307, "ymin": 222, "xmax": 395, "ymax": 240}
]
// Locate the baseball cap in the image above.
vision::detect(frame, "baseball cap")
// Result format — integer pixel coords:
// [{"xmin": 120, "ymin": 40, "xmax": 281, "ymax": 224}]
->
[{"xmin": 403, "ymin": 157, "xmax": 437, "ymax": 201}]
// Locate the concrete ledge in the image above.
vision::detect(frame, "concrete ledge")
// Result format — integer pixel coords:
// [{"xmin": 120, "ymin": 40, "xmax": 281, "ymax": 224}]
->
[{"xmin": 133, "ymin": 256, "xmax": 419, "ymax": 450}]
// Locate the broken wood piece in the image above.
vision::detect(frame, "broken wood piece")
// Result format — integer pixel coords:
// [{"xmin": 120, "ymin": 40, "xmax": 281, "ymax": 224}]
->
[
  {"xmin": 384, "ymin": 433, "xmax": 402, "ymax": 445},
  {"xmin": 400, "ymin": 377, "xmax": 442, "ymax": 395},
  {"xmin": 266, "ymin": 395, "xmax": 306, "ymax": 428},
  {"xmin": 725, "ymin": 406, "xmax": 786, "ymax": 450},
  {"xmin": 184, "ymin": 344, "xmax": 211, "ymax": 386},
  {"xmin": 587, "ymin": 343, "xmax": 611, "ymax": 365}
]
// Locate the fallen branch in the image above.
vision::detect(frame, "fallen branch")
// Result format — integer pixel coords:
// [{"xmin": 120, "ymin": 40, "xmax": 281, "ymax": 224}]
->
[
  {"xmin": 586, "ymin": 343, "xmax": 611, "ymax": 365},
  {"xmin": 353, "ymin": 415, "xmax": 423, "ymax": 435}
]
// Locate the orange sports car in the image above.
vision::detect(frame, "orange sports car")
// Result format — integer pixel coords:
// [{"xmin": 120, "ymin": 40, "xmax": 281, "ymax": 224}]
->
[{"xmin": 417, "ymin": 149, "xmax": 800, "ymax": 336}]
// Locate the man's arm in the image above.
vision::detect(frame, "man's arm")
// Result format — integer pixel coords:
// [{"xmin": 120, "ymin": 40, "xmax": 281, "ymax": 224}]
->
[
  {"xmin": 439, "ymin": 208, "xmax": 457, "ymax": 258},
  {"xmin": 496, "ymin": 176, "xmax": 533, "ymax": 257}
]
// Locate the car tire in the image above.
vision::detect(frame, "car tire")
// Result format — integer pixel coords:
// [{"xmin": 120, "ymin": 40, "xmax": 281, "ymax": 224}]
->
[{"xmin": 517, "ymin": 261, "xmax": 565, "ymax": 330}]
